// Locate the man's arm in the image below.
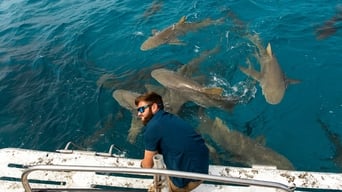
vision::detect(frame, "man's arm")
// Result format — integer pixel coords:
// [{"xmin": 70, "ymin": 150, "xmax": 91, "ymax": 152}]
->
[{"xmin": 141, "ymin": 150, "xmax": 157, "ymax": 168}]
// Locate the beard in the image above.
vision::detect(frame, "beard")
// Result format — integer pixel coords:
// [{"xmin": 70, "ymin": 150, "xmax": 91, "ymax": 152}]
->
[{"xmin": 142, "ymin": 113, "xmax": 153, "ymax": 125}]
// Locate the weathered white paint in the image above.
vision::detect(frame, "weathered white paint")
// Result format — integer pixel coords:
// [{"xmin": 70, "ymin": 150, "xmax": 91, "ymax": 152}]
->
[{"xmin": 0, "ymin": 148, "xmax": 341, "ymax": 192}]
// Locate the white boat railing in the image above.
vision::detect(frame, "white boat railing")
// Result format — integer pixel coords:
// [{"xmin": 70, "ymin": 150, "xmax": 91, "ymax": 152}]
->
[{"xmin": 21, "ymin": 164, "xmax": 295, "ymax": 192}]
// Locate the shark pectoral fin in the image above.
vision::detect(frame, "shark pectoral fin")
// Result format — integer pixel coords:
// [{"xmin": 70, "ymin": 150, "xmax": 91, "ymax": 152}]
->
[
  {"xmin": 203, "ymin": 87, "xmax": 223, "ymax": 96},
  {"xmin": 168, "ymin": 90, "xmax": 188, "ymax": 114},
  {"xmin": 239, "ymin": 65, "xmax": 262, "ymax": 82}
]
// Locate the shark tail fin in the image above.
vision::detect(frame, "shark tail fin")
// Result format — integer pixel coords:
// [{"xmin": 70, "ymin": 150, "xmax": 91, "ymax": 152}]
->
[
  {"xmin": 203, "ymin": 87, "xmax": 223, "ymax": 96},
  {"xmin": 286, "ymin": 78, "xmax": 301, "ymax": 85}
]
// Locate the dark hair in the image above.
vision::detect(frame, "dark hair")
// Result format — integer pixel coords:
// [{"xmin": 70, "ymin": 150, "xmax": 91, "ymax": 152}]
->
[{"xmin": 135, "ymin": 92, "xmax": 164, "ymax": 109}]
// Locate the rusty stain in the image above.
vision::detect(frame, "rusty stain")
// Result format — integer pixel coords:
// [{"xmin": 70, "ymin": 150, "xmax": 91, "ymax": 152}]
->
[
  {"xmin": 251, "ymin": 170, "xmax": 258, "ymax": 174},
  {"xmin": 298, "ymin": 172, "xmax": 308, "ymax": 179},
  {"xmin": 124, "ymin": 182, "xmax": 133, "ymax": 187},
  {"xmin": 280, "ymin": 173, "xmax": 295, "ymax": 183}
]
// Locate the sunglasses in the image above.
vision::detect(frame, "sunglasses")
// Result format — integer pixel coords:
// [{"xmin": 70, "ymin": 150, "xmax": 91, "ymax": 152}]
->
[{"xmin": 137, "ymin": 104, "xmax": 152, "ymax": 113}]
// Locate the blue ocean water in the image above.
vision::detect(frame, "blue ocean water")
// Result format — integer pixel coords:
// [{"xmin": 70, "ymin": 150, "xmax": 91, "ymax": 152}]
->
[{"xmin": 0, "ymin": 0, "xmax": 341, "ymax": 173}]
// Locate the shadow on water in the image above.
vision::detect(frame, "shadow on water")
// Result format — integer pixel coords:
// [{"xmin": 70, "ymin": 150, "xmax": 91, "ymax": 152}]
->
[{"xmin": 317, "ymin": 117, "xmax": 342, "ymax": 172}]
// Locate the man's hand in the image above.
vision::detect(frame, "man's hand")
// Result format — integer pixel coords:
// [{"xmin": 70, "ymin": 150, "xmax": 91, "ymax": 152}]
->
[{"xmin": 141, "ymin": 150, "xmax": 157, "ymax": 168}]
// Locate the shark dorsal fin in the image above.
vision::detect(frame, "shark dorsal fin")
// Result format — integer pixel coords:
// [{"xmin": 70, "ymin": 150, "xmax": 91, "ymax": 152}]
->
[
  {"xmin": 266, "ymin": 43, "xmax": 273, "ymax": 57},
  {"xmin": 178, "ymin": 16, "xmax": 186, "ymax": 24},
  {"xmin": 152, "ymin": 29, "xmax": 159, "ymax": 36},
  {"xmin": 255, "ymin": 135, "xmax": 266, "ymax": 146}
]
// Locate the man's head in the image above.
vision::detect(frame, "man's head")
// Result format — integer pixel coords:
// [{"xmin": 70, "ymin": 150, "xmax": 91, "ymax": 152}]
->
[{"xmin": 135, "ymin": 92, "xmax": 164, "ymax": 125}]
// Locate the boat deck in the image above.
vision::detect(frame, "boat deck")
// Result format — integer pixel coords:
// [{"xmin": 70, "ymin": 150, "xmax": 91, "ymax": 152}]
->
[{"xmin": 1, "ymin": 145, "xmax": 341, "ymax": 192}]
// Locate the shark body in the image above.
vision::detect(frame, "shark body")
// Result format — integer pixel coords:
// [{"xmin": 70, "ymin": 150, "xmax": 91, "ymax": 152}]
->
[
  {"xmin": 112, "ymin": 47, "xmax": 221, "ymax": 143},
  {"xmin": 239, "ymin": 36, "xmax": 299, "ymax": 104},
  {"xmin": 142, "ymin": 0, "xmax": 163, "ymax": 19},
  {"xmin": 225, "ymin": 9, "xmax": 299, "ymax": 104},
  {"xmin": 317, "ymin": 118, "xmax": 342, "ymax": 170},
  {"xmin": 147, "ymin": 46, "xmax": 221, "ymax": 113},
  {"xmin": 315, "ymin": 5, "xmax": 342, "ymax": 40},
  {"xmin": 140, "ymin": 16, "xmax": 222, "ymax": 50},
  {"xmin": 112, "ymin": 89, "xmax": 144, "ymax": 144},
  {"xmin": 151, "ymin": 68, "xmax": 238, "ymax": 111},
  {"xmin": 197, "ymin": 116, "xmax": 294, "ymax": 170}
]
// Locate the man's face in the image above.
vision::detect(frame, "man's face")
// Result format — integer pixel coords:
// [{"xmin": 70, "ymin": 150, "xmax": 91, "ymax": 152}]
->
[{"xmin": 137, "ymin": 101, "xmax": 153, "ymax": 125}]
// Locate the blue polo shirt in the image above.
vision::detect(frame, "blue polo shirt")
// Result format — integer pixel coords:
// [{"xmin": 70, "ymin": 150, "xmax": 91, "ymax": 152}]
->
[{"xmin": 144, "ymin": 110, "xmax": 209, "ymax": 188}]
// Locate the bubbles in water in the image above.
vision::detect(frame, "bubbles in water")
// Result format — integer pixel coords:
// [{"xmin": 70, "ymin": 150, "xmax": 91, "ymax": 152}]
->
[
  {"xmin": 209, "ymin": 73, "xmax": 257, "ymax": 104},
  {"xmin": 133, "ymin": 31, "xmax": 144, "ymax": 36},
  {"xmin": 193, "ymin": 45, "xmax": 200, "ymax": 53}
]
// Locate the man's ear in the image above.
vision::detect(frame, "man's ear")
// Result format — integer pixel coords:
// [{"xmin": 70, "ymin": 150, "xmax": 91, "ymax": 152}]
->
[{"xmin": 151, "ymin": 103, "xmax": 159, "ymax": 113}]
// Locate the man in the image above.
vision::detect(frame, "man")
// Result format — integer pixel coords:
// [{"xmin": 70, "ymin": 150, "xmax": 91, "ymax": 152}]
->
[{"xmin": 135, "ymin": 92, "xmax": 209, "ymax": 192}]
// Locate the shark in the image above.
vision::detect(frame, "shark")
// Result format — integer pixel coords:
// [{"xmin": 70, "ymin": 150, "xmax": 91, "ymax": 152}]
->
[
  {"xmin": 80, "ymin": 113, "xmax": 116, "ymax": 150},
  {"xmin": 112, "ymin": 89, "xmax": 144, "ymax": 144},
  {"xmin": 112, "ymin": 47, "xmax": 221, "ymax": 143},
  {"xmin": 113, "ymin": 86, "xmax": 203, "ymax": 144},
  {"xmin": 315, "ymin": 5, "xmax": 342, "ymax": 40},
  {"xmin": 146, "ymin": 46, "xmax": 221, "ymax": 113},
  {"xmin": 197, "ymin": 115, "xmax": 294, "ymax": 170},
  {"xmin": 142, "ymin": 0, "xmax": 163, "ymax": 19},
  {"xmin": 140, "ymin": 16, "xmax": 223, "ymax": 50},
  {"xmin": 225, "ymin": 9, "xmax": 300, "ymax": 104},
  {"xmin": 317, "ymin": 118, "xmax": 342, "ymax": 170},
  {"xmin": 176, "ymin": 46, "xmax": 220, "ymax": 77},
  {"xmin": 112, "ymin": 87, "xmax": 184, "ymax": 144},
  {"xmin": 151, "ymin": 68, "xmax": 239, "ymax": 111},
  {"xmin": 96, "ymin": 61, "xmax": 183, "ymax": 91},
  {"xmin": 239, "ymin": 35, "xmax": 300, "ymax": 105}
]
